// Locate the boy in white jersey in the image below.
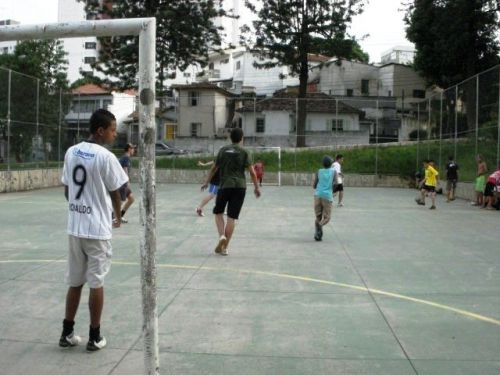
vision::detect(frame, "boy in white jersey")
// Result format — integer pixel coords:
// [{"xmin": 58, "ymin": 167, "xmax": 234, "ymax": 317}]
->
[
  {"xmin": 332, "ymin": 154, "xmax": 344, "ymax": 207},
  {"xmin": 59, "ymin": 109, "xmax": 128, "ymax": 351}
]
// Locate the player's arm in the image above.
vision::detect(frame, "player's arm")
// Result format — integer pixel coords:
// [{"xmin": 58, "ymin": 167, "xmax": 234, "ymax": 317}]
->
[
  {"xmin": 312, "ymin": 172, "xmax": 318, "ymax": 189},
  {"xmin": 110, "ymin": 189, "xmax": 122, "ymax": 227},
  {"xmin": 198, "ymin": 160, "xmax": 214, "ymax": 167},
  {"xmin": 64, "ymin": 185, "xmax": 69, "ymax": 201},
  {"xmin": 201, "ymin": 164, "xmax": 218, "ymax": 190},
  {"xmin": 248, "ymin": 165, "xmax": 261, "ymax": 198}
]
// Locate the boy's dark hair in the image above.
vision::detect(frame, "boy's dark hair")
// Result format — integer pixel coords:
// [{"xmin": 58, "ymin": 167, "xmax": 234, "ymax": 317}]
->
[
  {"xmin": 423, "ymin": 159, "xmax": 431, "ymax": 164},
  {"xmin": 230, "ymin": 127, "xmax": 244, "ymax": 143},
  {"xmin": 335, "ymin": 154, "xmax": 343, "ymax": 161},
  {"xmin": 89, "ymin": 109, "xmax": 116, "ymax": 134},
  {"xmin": 124, "ymin": 143, "xmax": 135, "ymax": 151},
  {"xmin": 448, "ymin": 155, "xmax": 454, "ymax": 161},
  {"xmin": 322, "ymin": 156, "xmax": 333, "ymax": 168}
]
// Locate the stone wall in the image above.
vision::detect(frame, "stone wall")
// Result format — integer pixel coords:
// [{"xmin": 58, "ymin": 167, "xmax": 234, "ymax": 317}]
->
[{"xmin": 1, "ymin": 168, "xmax": 476, "ymax": 202}]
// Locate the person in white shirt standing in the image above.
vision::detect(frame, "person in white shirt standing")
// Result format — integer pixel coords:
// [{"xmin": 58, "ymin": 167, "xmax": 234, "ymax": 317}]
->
[
  {"xmin": 59, "ymin": 109, "xmax": 128, "ymax": 352},
  {"xmin": 332, "ymin": 154, "xmax": 345, "ymax": 207}
]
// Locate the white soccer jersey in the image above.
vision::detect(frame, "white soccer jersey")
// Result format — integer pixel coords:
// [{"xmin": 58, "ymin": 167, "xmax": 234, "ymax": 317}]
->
[
  {"xmin": 62, "ymin": 141, "xmax": 128, "ymax": 240},
  {"xmin": 332, "ymin": 161, "xmax": 343, "ymax": 184}
]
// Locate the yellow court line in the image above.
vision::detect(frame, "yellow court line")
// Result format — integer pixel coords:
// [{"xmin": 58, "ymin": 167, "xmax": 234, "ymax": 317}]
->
[{"xmin": 2, "ymin": 259, "xmax": 500, "ymax": 327}]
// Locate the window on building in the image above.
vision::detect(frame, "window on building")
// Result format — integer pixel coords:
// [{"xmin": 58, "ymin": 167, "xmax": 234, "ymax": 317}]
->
[
  {"xmin": 329, "ymin": 119, "xmax": 344, "ymax": 132},
  {"xmin": 413, "ymin": 89, "xmax": 425, "ymax": 98},
  {"xmin": 346, "ymin": 89, "xmax": 353, "ymax": 97},
  {"xmin": 85, "ymin": 42, "xmax": 97, "ymax": 49},
  {"xmin": 388, "ymin": 90, "xmax": 392, "ymax": 97},
  {"xmin": 306, "ymin": 119, "xmax": 312, "ymax": 131},
  {"xmin": 361, "ymin": 79, "xmax": 369, "ymax": 95},
  {"xmin": 221, "ymin": 59, "xmax": 229, "ymax": 64},
  {"xmin": 236, "ymin": 61, "xmax": 241, "ymax": 70},
  {"xmin": 72, "ymin": 99, "xmax": 100, "ymax": 113},
  {"xmin": 208, "ymin": 62, "xmax": 214, "ymax": 70},
  {"xmin": 183, "ymin": 72, "xmax": 191, "ymax": 77},
  {"xmin": 1, "ymin": 47, "xmax": 8, "ymax": 54},
  {"xmin": 191, "ymin": 123, "xmax": 201, "ymax": 137},
  {"xmin": 102, "ymin": 99, "xmax": 112, "ymax": 109},
  {"xmin": 188, "ymin": 91, "xmax": 199, "ymax": 106},
  {"xmin": 84, "ymin": 56, "xmax": 96, "ymax": 64},
  {"xmin": 289, "ymin": 114, "xmax": 296, "ymax": 133},
  {"xmin": 255, "ymin": 118, "xmax": 265, "ymax": 133}
]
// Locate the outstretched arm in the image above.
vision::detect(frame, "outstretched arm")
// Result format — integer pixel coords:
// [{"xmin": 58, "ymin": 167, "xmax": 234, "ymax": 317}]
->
[
  {"xmin": 201, "ymin": 163, "xmax": 218, "ymax": 190},
  {"xmin": 248, "ymin": 165, "xmax": 261, "ymax": 198}
]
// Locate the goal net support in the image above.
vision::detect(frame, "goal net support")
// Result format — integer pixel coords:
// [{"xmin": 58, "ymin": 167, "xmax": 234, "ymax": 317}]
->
[
  {"xmin": 0, "ymin": 18, "xmax": 160, "ymax": 374},
  {"xmin": 246, "ymin": 146, "xmax": 281, "ymax": 186}
]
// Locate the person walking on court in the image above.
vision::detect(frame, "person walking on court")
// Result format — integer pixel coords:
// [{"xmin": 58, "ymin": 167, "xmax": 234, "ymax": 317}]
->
[
  {"xmin": 313, "ymin": 156, "xmax": 336, "ymax": 241},
  {"xmin": 332, "ymin": 154, "xmax": 345, "ymax": 206},
  {"xmin": 445, "ymin": 155, "xmax": 459, "ymax": 202},
  {"xmin": 416, "ymin": 159, "xmax": 439, "ymax": 209},
  {"xmin": 472, "ymin": 155, "xmax": 487, "ymax": 206},
  {"xmin": 483, "ymin": 166, "xmax": 500, "ymax": 210},
  {"xmin": 201, "ymin": 128, "xmax": 261, "ymax": 256},
  {"xmin": 118, "ymin": 143, "xmax": 136, "ymax": 223},
  {"xmin": 196, "ymin": 160, "xmax": 220, "ymax": 217},
  {"xmin": 60, "ymin": 109, "xmax": 128, "ymax": 351}
]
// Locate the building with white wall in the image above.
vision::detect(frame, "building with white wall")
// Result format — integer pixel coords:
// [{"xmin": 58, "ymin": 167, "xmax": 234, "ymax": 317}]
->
[
  {"xmin": 57, "ymin": 0, "xmax": 100, "ymax": 84},
  {"xmin": 380, "ymin": 45, "xmax": 416, "ymax": 65},
  {"xmin": 0, "ymin": 19, "xmax": 19, "ymax": 55}
]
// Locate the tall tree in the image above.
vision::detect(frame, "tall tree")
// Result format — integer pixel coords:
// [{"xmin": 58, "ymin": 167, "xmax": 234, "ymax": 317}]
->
[
  {"xmin": 81, "ymin": 0, "xmax": 234, "ymax": 96},
  {"xmin": 244, "ymin": 0, "xmax": 365, "ymax": 147},
  {"xmin": 0, "ymin": 40, "xmax": 69, "ymax": 162},
  {"xmin": 405, "ymin": 0, "xmax": 500, "ymax": 133}
]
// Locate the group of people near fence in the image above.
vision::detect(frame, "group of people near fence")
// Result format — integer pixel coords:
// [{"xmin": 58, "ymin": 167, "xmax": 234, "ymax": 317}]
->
[{"xmin": 415, "ymin": 154, "xmax": 500, "ymax": 211}]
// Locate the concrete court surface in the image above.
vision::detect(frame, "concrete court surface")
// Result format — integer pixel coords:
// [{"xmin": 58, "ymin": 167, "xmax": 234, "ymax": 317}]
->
[{"xmin": 0, "ymin": 183, "xmax": 499, "ymax": 375}]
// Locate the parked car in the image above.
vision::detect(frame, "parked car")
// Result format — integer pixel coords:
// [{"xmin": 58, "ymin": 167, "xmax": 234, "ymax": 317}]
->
[{"xmin": 155, "ymin": 141, "xmax": 187, "ymax": 155}]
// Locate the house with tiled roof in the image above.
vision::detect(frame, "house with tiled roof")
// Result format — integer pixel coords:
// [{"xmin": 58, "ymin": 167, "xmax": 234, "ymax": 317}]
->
[
  {"xmin": 172, "ymin": 82, "xmax": 237, "ymax": 138},
  {"xmin": 236, "ymin": 92, "xmax": 370, "ymax": 145},
  {"xmin": 64, "ymin": 84, "xmax": 136, "ymax": 143}
]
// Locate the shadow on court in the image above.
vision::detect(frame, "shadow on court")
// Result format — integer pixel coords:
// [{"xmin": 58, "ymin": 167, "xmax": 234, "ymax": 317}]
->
[{"xmin": 0, "ymin": 184, "xmax": 499, "ymax": 374}]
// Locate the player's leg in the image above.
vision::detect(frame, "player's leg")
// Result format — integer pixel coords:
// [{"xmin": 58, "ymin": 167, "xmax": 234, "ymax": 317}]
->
[
  {"xmin": 223, "ymin": 188, "xmax": 246, "ymax": 254},
  {"xmin": 213, "ymin": 189, "xmax": 229, "ymax": 254},
  {"xmin": 314, "ymin": 197, "xmax": 322, "ymax": 241},
  {"xmin": 121, "ymin": 191, "xmax": 134, "ymax": 222},
  {"xmin": 85, "ymin": 239, "xmax": 112, "ymax": 351},
  {"xmin": 60, "ymin": 236, "xmax": 86, "ymax": 348}
]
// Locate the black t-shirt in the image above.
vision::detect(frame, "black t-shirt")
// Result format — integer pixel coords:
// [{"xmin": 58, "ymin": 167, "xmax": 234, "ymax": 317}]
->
[{"xmin": 446, "ymin": 162, "xmax": 459, "ymax": 180}]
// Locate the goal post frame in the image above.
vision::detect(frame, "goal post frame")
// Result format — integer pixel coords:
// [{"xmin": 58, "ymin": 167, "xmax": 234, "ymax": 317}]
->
[
  {"xmin": 246, "ymin": 146, "xmax": 281, "ymax": 186},
  {"xmin": 0, "ymin": 18, "xmax": 159, "ymax": 374}
]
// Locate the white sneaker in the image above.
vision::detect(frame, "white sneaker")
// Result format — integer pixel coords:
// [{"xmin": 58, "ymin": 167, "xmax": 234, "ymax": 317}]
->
[
  {"xmin": 215, "ymin": 235, "xmax": 227, "ymax": 254},
  {"xmin": 87, "ymin": 336, "xmax": 107, "ymax": 351},
  {"xmin": 59, "ymin": 332, "xmax": 81, "ymax": 348},
  {"xmin": 338, "ymin": 202, "xmax": 344, "ymax": 207}
]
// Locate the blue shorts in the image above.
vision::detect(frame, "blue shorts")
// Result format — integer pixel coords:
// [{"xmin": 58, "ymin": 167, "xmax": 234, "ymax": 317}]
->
[{"xmin": 208, "ymin": 184, "xmax": 219, "ymax": 195}]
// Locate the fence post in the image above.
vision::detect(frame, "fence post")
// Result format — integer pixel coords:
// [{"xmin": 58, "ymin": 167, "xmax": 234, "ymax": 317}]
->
[
  {"xmin": 454, "ymin": 85, "xmax": 458, "ymax": 159},
  {"xmin": 497, "ymin": 67, "xmax": 500, "ymax": 168},
  {"xmin": 58, "ymin": 88, "xmax": 62, "ymax": 167},
  {"xmin": 375, "ymin": 99, "xmax": 379, "ymax": 177},
  {"xmin": 295, "ymin": 98, "xmax": 298, "ymax": 174},
  {"xmin": 438, "ymin": 91, "xmax": 443, "ymax": 172},
  {"xmin": 36, "ymin": 78, "xmax": 40, "ymax": 167},
  {"xmin": 427, "ymin": 97, "xmax": 431, "ymax": 158},
  {"xmin": 7, "ymin": 69, "xmax": 11, "ymax": 171},
  {"xmin": 416, "ymin": 102, "xmax": 420, "ymax": 171},
  {"xmin": 475, "ymin": 75, "xmax": 479, "ymax": 158}
]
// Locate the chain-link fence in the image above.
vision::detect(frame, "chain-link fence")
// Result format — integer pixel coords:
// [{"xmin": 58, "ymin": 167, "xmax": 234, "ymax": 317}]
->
[{"xmin": 2, "ymin": 64, "xmax": 499, "ymax": 183}]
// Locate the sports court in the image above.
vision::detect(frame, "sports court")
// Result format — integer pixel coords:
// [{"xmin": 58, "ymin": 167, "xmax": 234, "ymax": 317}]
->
[{"xmin": 0, "ymin": 183, "xmax": 499, "ymax": 375}]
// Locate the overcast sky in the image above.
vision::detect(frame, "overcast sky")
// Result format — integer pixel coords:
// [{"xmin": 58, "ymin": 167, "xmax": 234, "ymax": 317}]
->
[{"xmin": 0, "ymin": 0, "xmax": 412, "ymax": 63}]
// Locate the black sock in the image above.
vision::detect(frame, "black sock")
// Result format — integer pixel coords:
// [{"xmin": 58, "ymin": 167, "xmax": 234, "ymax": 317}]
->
[
  {"xmin": 121, "ymin": 209, "xmax": 126, "ymax": 218},
  {"xmin": 62, "ymin": 319, "xmax": 75, "ymax": 336},
  {"xmin": 89, "ymin": 325, "xmax": 101, "ymax": 342}
]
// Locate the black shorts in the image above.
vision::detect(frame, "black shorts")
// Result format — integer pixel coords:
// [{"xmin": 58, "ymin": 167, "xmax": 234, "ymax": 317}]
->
[
  {"xmin": 422, "ymin": 184, "xmax": 435, "ymax": 193},
  {"xmin": 119, "ymin": 184, "xmax": 132, "ymax": 201},
  {"xmin": 334, "ymin": 184, "xmax": 344, "ymax": 193},
  {"xmin": 213, "ymin": 188, "xmax": 246, "ymax": 219},
  {"xmin": 484, "ymin": 182, "xmax": 495, "ymax": 197}
]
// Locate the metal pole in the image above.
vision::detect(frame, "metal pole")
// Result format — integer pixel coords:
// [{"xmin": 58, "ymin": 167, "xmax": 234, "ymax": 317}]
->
[
  {"xmin": 454, "ymin": 86, "xmax": 458, "ymax": 160},
  {"xmin": 138, "ymin": 18, "xmax": 159, "ymax": 375},
  {"xmin": 58, "ymin": 88, "xmax": 62, "ymax": 167},
  {"xmin": 416, "ymin": 103, "xmax": 420, "ymax": 171},
  {"xmin": 427, "ymin": 97, "xmax": 431, "ymax": 158},
  {"xmin": 475, "ymin": 75, "xmax": 479, "ymax": 157},
  {"xmin": 295, "ymin": 98, "xmax": 298, "ymax": 173},
  {"xmin": 439, "ymin": 92, "xmax": 443, "ymax": 172},
  {"xmin": 36, "ymin": 78, "xmax": 40, "ymax": 167},
  {"xmin": 497, "ymin": 67, "xmax": 500, "ymax": 168},
  {"xmin": 77, "ymin": 92, "xmax": 80, "ymax": 142},
  {"xmin": 375, "ymin": 100, "xmax": 379, "ymax": 176},
  {"xmin": 7, "ymin": 69, "xmax": 11, "ymax": 171},
  {"xmin": 335, "ymin": 98, "xmax": 339, "ymax": 139}
]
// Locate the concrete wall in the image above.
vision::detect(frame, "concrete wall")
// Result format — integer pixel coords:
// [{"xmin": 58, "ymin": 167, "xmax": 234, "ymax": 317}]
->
[{"xmin": 0, "ymin": 168, "xmax": 476, "ymax": 202}]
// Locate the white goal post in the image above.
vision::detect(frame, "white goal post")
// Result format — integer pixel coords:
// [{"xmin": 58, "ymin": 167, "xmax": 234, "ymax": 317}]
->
[
  {"xmin": 246, "ymin": 146, "xmax": 281, "ymax": 186},
  {"xmin": 0, "ymin": 19, "xmax": 159, "ymax": 374}
]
